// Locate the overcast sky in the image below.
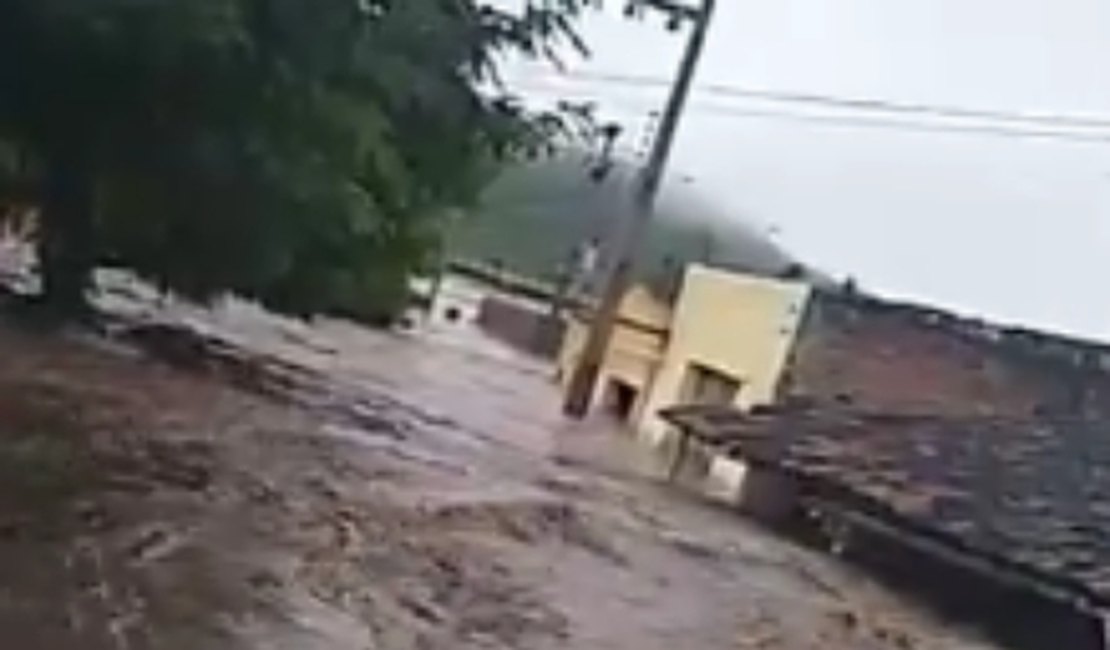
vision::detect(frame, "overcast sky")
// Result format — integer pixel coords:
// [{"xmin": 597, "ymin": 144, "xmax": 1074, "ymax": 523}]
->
[{"xmin": 496, "ymin": 0, "xmax": 1110, "ymax": 341}]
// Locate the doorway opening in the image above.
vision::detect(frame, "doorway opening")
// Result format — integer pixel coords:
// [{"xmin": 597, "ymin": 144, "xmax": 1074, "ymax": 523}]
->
[{"xmin": 604, "ymin": 380, "xmax": 638, "ymax": 422}]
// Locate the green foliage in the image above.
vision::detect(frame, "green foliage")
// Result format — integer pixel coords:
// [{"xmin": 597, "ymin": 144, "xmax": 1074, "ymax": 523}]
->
[{"xmin": 0, "ymin": 0, "xmax": 593, "ymax": 320}]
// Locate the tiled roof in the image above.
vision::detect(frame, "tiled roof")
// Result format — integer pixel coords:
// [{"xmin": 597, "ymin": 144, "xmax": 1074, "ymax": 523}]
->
[
  {"xmin": 813, "ymin": 289, "xmax": 1110, "ymax": 374},
  {"xmin": 665, "ymin": 405, "xmax": 1110, "ymax": 610}
]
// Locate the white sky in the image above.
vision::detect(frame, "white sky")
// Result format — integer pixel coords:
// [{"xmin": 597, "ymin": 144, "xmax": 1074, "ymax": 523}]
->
[{"xmin": 496, "ymin": 0, "xmax": 1110, "ymax": 341}]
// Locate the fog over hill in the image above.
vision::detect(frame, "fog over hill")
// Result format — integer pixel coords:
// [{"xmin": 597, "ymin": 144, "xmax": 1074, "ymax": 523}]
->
[{"xmin": 450, "ymin": 152, "xmax": 807, "ymax": 286}]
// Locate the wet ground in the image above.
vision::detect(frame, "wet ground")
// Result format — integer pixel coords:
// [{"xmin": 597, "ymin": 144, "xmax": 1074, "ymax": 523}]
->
[{"xmin": 0, "ymin": 271, "xmax": 1004, "ymax": 649}]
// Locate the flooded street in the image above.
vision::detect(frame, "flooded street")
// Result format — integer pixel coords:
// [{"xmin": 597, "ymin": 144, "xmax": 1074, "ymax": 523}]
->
[
  {"xmin": 2, "ymin": 1, "xmax": 1104, "ymax": 646},
  {"xmin": 0, "ymin": 275, "xmax": 1003, "ymax": 649}
]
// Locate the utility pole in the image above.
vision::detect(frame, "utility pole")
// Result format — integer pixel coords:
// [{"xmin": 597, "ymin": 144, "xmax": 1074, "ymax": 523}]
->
[{"xmin": 563, "ymin": 0, "xmax": 717, "ymax": 417}]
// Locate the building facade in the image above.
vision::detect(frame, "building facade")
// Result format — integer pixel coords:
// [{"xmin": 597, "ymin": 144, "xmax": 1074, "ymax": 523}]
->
[
  {"xmin": 636, "ymin": 266, "xmax": 810, "ymax": 443},
  {"xmin": 561, "ymin": 264, "xmax": 1110, "ymax": 508},
  {"xmin": 557, "ymin": 284, "xmax": 673, "ymax": 423},
  {"xmin": 557, "ymin": 265, "xmax": 811, "ymax": 443}
]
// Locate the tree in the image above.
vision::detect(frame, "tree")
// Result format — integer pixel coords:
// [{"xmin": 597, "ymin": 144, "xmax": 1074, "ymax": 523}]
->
[{"xmin": 0, "ymin": 0, "xmax": 591, "ymax": 320}]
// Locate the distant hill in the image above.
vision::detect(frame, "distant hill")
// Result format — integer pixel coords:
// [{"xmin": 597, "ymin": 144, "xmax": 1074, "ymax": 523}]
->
[{"xmin": 448, "ymin": 153, "xmax": 801, "ymax": 287}]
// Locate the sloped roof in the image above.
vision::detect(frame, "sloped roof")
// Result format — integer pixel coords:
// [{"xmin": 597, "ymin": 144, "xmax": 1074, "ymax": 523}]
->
[
  {"xmin": 665, "ymin": 405, "xmax": 1110, "ymax": 612},
  {"xmin": 814, "ymin": 288, "xmax": 1110, "ymax": 377}
]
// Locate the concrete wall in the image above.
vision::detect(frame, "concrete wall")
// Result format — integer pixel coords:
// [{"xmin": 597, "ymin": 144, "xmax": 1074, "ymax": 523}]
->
[
  {"xmin": 424, "ymin": 274, "xmax": 487, "ymax": 326},
  {"xmin": 477, "ymin": 297, "xmax": 565, "ymax": 358},
  {"xmin": 422, "ymin": 273, "xmax": 565, "ymax": 358},
  {"xmin": 782, "ymin": 292, "xmax": 1110, "ymax": 419},
  {"xmin": 638, "ymin": 265, "xmax": 810, "ymax": 444}
]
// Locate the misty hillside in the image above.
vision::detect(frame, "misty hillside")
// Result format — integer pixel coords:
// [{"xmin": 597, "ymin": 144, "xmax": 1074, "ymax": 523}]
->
[{"xmin": 448, "ymin": 153, "xmax": 800, "ymax": 284}]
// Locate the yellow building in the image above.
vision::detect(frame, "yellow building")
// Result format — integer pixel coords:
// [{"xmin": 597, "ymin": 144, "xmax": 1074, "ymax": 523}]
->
[
  {"xmin": 558, "ymin": 264, "xmax": 810, "ymax": 504},
  {"xmin": 559, "ymin": 264, "xmax": 811, "ymax": 442},
  {"xmin": 557, "ymin": 283, "xmax": 672, "ymax": 422}
]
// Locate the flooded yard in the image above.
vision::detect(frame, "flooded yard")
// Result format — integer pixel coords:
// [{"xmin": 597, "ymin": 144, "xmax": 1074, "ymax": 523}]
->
[{"xmin": 0, "ymin": 282, "xmax": 1003, "ymax": 649}]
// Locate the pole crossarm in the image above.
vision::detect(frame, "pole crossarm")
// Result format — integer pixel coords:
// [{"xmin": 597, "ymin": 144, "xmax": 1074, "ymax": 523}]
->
[{"xmin": 624, "ymin": 0, "xmax": 703, "ymax": 23}]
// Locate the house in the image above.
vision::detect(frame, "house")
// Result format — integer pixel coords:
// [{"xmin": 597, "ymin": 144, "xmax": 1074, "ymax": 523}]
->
[
  {"xmin": 564, "ymin": 263, "xmax": 1110, "ymax": 434},
  {"xmin": 665, "ymin": 405, "xmax": 1110, "ymax": 650},
  {"xmin": 557, "ymin": 283, "xmax": 674, "ymax": 422},
  {"xmin": 557, "ymin": 263, "xmax": 810, "ymax": 446},
  {"xmin": 650, "ymin": 280, "xmax": 1110, "ymax": 650},
  {"xmin": 563, "ymin": 262, "xmax": 1110, "ymax": 507}
]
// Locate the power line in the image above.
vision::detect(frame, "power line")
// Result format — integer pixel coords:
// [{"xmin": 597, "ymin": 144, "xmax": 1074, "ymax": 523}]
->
[
  {"xmin": 513, "ymin": 67, "xmax": 1110, "ymax": 139},
  {"xmin": 516, "ymin": 84, "xmax": 1110, "ymax": 145},
  {"xmin": 523, "ymin": 68, "xmax": 1110, "ymax": 130},
  {"xmin": 690, "ymin": 103, "xmax": 1110, "ymax": 145}
]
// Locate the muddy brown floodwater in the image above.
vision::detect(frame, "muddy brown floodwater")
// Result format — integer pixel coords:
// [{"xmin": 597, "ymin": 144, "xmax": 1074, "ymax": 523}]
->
[{"xmin": 0, "ymin": 276, "xmax": 1004, "ymax": 649}]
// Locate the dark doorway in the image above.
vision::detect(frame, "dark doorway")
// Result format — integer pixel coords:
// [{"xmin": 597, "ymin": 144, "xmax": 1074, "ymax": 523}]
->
[{"xmin": 605, "ymin": 380, "xmax": 638, "ymax": 422}]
